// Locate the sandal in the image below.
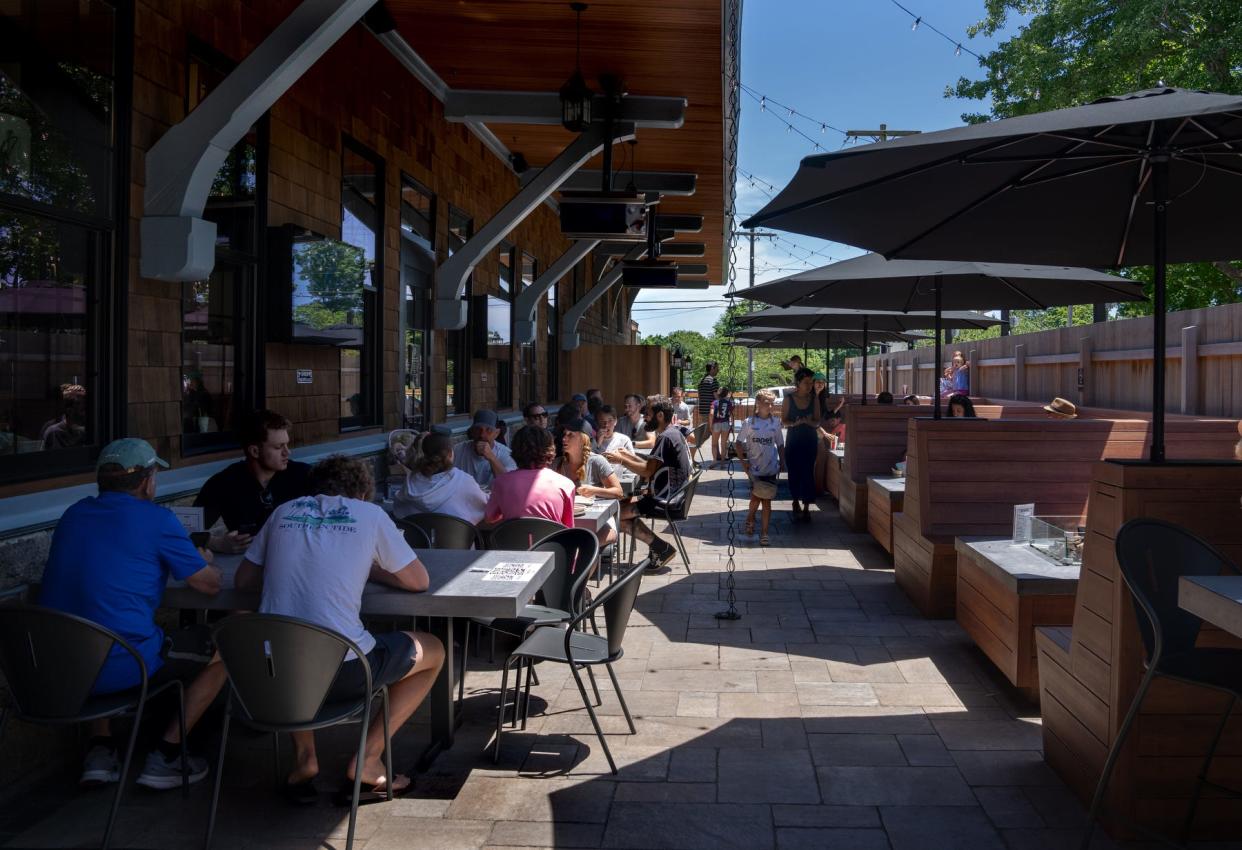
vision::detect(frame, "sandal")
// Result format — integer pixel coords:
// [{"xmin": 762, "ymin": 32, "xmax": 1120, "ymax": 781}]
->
[
  {"xmin": 760, "ymin": 534, "xmax": 770, "ymax": 546},
  {"xmin": 744, "ymin": 519, "xmax": 755, "ymax": 535},
  {"xmin": 334, "ymin": 773, "xmax": 411, "ymax": 807},
  {"xmin": 283, "ymin": 778, "xmax": 318, "ymax": 806}
]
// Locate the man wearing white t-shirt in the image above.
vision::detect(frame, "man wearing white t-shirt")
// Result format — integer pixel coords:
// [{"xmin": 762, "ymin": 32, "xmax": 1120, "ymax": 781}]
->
[
  {"xmin": 236, "ymin": 455, "xmax": 443, "ymax": 800},
  {"xmin": 593, "ymin": 406, "xmax": 634, "ymax": 476}
]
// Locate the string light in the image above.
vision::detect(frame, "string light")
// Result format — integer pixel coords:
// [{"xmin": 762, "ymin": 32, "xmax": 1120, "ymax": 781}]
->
[
  {"xmin": 911, "ymin": 16, "xmax": 920, "ymax": 31},
  {"xmin": 888, "ymin": 0, "xmax": 982, "ymax": 59}
]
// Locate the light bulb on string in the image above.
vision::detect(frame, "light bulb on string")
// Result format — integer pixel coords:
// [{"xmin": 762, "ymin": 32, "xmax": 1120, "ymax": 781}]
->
[
  {"xmin": 955, "ymin": 43, "xmax": 962, "ymax": 56},
  {"xmin": 911, "ymin": 16, "xmax": 920, "ymax": 31},
  {"xmin": 760, "ymin": 95, "xmax": 765, "ymax": 111}
]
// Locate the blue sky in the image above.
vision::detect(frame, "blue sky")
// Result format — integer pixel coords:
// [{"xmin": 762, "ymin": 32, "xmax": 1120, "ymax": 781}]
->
[{"xmin": 633, "ymin": 0, "xmax": 1024, "ymax": 337}]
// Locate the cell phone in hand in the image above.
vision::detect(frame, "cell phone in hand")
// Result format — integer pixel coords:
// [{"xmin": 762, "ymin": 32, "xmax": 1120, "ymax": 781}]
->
[
  {"xmin": 236, "ymin": 523, "xmax": 259, "ymax": 536},
  {"xmin": 190, "ymin": 531, "xmax": 211, "ymax": 549}
]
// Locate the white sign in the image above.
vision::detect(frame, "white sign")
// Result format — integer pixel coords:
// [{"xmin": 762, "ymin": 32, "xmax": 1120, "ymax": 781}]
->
[
  {"xmin": 1012, "ymin": 503, "xmax": 1035, "ymax": 544},
  {"xmin": 172, "ymin": 506, "xmax": 205, "ymax": 533},
  {"xmin": 296, "ymin": 369, "xmax": 313, "ymax": 384},
  {"xmin": 479, "ymin": 561, "xmax": 543, "ymax": 583}
]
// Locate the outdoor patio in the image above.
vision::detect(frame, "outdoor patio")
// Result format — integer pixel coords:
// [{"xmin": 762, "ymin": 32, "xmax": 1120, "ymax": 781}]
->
[{"xmin": 0, "ymin": 466, "xmax": 1151, "ymax": 850}]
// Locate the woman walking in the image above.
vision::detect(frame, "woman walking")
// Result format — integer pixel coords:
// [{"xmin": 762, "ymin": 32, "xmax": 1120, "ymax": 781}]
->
[{"xmin": 782, "ymin": 367, "xmax": 822, "ymax": 522}]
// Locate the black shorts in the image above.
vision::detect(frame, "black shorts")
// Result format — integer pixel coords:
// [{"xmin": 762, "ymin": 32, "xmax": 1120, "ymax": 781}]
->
[
  {"xmin": 150, "ymin": 624, "xmax": 213, "ymax": 688},
  {"xmin": 327, "ymin": 631, "xmax": 417, "ymax": 701},
  {"xmin": 636, "ymin": 494, "xmax": 683, "ymax": 517}
]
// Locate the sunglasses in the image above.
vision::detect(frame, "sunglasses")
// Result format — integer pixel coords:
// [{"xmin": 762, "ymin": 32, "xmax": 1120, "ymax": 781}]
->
[{"xmin": 528, "ymin": 411, "xmax": 547, "ymax": 419}]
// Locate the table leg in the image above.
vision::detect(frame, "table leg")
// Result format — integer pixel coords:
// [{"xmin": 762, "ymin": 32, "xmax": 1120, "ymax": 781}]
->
[{"xmin": 415, "ymin": 615, "xmax": 457, "ymax": 772}]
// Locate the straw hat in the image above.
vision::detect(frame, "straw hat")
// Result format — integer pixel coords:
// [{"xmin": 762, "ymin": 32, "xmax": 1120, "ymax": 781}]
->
[{"xmin": 1043, "ymin": 397, "xmax": 1078, "ymax": 419}]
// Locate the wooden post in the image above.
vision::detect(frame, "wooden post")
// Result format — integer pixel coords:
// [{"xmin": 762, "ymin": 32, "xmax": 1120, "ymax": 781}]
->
[
  {"xmin": 1181, "ymin": 324, "xmax": 1198, "ymax": 414},
  {"xmin": 1078, "ymin": 337, "xmax": 1092, "ymax": 407},
  {"xmin": 1014, "ymin": 344, "xmax": 1026, "ymax": 400},
  {"xmin": 968, "ymin": 347, "xmax": 978, "ymax": 396}
]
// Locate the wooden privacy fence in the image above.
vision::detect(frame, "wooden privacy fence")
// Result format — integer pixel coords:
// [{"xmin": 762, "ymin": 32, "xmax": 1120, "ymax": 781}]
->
[{"xmin": 844, "ymin": 301, "xmax": 1242, "ymax": 417}]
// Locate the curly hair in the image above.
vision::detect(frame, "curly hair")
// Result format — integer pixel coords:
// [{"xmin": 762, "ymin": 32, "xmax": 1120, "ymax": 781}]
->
[
  {"xmin": 558, "ymin": 429, "xmax": 591, "ymax": 484},
  {"xmin": 510, "ymin": 424, "xmax": 556, "ymax": 470},
  {"xmin": 308, "ymin": 454, "xmax": 374, "ymax": 501}
]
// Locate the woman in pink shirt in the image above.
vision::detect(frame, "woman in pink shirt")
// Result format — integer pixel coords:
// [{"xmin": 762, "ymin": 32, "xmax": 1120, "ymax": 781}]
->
[{"xmin": 482, "ymin": 425, "xmax": 575, "ymax": 528}]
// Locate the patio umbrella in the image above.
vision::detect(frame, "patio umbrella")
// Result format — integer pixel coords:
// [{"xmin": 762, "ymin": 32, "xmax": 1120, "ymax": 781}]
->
[
  {"xmin": 742, "ymin": 87, "xmax": 1242, "ymax": 460},
  {"xmin": 733, "ymin": 329, "xmax": 928, "ymax": 397}
]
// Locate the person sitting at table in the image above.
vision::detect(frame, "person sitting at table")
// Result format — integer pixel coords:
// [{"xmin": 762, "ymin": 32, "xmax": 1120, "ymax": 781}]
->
[
  {"xmin": 393, "ymin": 431, "xmax": 487, "ymax": 525},
  {"xmin": 819, "ymin": 408, "xmax": 847, "ymax": 451},
  {"xmin": 235, "ymin": 454, "xmax": 442, "ymax": 802},
  {"xmin": 947, "ymin": 393, "xmax": 977, "ymax": 418},
  {"xmin": 902, "ymin": 394, "xmax": 920, "ymax": 405},
  {"xmin": 670, "ymin": 386, "xmax": 693, "ymax": 427},
  {"xmin": 481, "ymin": 425, "xmax": 576, "ymax": 529},
  {"xmin": 453, "ymin": 409, "xmax": 516, "ymax": 487},
  {"xmin": 1043, "ymin": 396, "xmax": 1078, "ymax": 419},
  {"xmin": 616, "ymin": 393, "xmax": 646, "ymax": 441},
  {"xmin": 556, "ymin": 427, "xmax": 622, "ymax": 547},
  {"xmin": 195, "ymin": 409, "xmax": 311, "ymax": 553},
  {"xmin": 876, "ymin": 391, "xmax": 894, "ymax": 404},
  {"xmin": 40, "ymin": 438, "xmax": 227, "ymax": 791},
  {"xmin": 594, "ymin": 405, "xmax": 635, "ymax": 472},
  {"xmin": 604, "ymin": 395, "xmax": 691, "ymax": 570},
  {"xmin": 522, "ymin": 401, "xmax": 551, "ymax": 432},
  {"xmin": 569, "ymin": 393, "xmax": 595, "ymax": 428}
]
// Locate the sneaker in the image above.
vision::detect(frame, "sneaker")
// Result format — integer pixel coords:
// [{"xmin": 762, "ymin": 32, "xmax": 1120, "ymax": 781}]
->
[
  {"xmin": 136, "ymin": 749, "xmax": 209, "ymax": 790},
  {"xmin": 648, "ymin": 540, "xmax": 677, "ymax": 570},
  {"xmin": 79, "ymin": 744, "xmax": 120, "ymax": 788}
]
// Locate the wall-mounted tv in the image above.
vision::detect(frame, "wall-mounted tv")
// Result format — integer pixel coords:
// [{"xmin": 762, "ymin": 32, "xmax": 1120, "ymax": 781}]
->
[{"xmin": 267, "ymin": 225, "xmax": 372, "ymax": 346}]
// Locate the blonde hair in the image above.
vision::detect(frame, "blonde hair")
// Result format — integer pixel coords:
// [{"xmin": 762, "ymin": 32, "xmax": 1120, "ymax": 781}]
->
[
  {"xmin": 754, "ymin": 390, "xmax": 776, "ymax": 405},
  {"xmin": 561, "ymin": 430, "xmax": 591, "ymax": 484}
]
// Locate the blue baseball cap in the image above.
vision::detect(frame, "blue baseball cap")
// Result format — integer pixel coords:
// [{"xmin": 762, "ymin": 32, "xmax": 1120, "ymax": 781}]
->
[
  {"xmin": 570, "ymin": 393, "xmax": 587, "ymax": 402},
  {"xmin": 97, "ymin": 438, "xmax": 169, "ymax": 473}
]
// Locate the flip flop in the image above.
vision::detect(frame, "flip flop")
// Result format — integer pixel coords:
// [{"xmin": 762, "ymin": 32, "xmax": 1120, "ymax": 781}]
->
[
  {"xmin": 283, "ymin": 778, "xmax": 318, "ymax": 806},
  {"xmin": 334, "ymin": 773, "xmax": 411, "ymax": 807}
]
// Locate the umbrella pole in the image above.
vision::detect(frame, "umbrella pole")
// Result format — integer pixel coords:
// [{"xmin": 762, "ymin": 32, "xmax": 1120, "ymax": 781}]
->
[
  {"xmin": 933, "ymin": 275, "xmax": 943, "ymax": 419},
  {"xmin": 1150, "ymin": 157, "xmax": 1168, "ymax": 463},
  {"xmin": 861, "ymin": 317, "xmax": 869, "ymax": 405},
  {"xmin": 825, "ymin": 331, "xmax": 830, "ymax": 393}
]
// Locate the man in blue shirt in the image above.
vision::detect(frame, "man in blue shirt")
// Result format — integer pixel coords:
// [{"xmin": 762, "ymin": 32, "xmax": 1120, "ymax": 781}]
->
[{"xmin": 40, "ymin": 438, "xmax": 226, "ymax": 790}]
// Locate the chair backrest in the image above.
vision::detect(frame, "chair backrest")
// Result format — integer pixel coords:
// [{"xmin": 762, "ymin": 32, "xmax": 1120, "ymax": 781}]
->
[
  {"xmin": 395, "ymin": 519, "xmax": 431, "ymax": 550},
  {"xmin": 487, "ymin": 516, "xmax": 565, "ymax": 551},
  {"xmin": 691, "ymin": 423, "xmax": 709, "ymax": 463},
  {"xmin": 532, "ymin": 527, "xmax": 600, "ymax": 615},
  {"xmin": 569, "ymin": 557, "xmax": 648, "ymax": 659},
  {"xmin": 399, "ymin": 512, "xmax": 481, "ymax": 550},
  {"xmin": 1114, "ymin": 518, "xmax": 1241, "ymax": 665},
  {"xmin": 213, "ymin": 613, "xmax": 360, "ymax": 727},
  {"xmin": 681, "ymin": 470, "xmax": 703, "ymax": 511},
  {"xmin": 0, "ymin": 605, "xmax": 135, "ymax": 719}
]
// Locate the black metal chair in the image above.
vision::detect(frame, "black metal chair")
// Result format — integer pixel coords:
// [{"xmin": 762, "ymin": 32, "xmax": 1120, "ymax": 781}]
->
[
  {"xmin": 495, "ymin": 556, "xmax": 650, "ymax": 773},
  {"xmin": 397, "ymin": 512, "xmax": 482, "ymax": 550},
  {"xmin": 394, "ymin": 520, "xmax": 431, "ymax": 551},
  {"xmin": 1080, "ymin": 518, "xmax": 1242, "ymax": 849},
  {"xmin": 690, "ymin": 422, "xmax": 709, "ymax": 469},
  {"xmin": 0, "ymin": 603, "xmax": 190, "ymax": 850},
  {"xmin": 466, "ymin": 528, "xmax": 598, "ymax": 714},
  {"xmin": 206, "ymin": 614, "xmax": 396, "ymax": 850},
  {"xmin": 486, "ymin": 516, "xmax": 564, "ymax": 551},
  {"xmin": 632, "ymin": 467, "xmax": 700, "ymax": 573}
]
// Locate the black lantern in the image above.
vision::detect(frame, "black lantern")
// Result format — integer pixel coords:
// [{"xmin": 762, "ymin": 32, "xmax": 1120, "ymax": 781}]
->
[
  {"xmin": 560, "ymin": 3, "xmax": 593, "ymax": 132},
  {"xmin": 672, "ymin": 346, "xmax": 684, "ymax": 369}
]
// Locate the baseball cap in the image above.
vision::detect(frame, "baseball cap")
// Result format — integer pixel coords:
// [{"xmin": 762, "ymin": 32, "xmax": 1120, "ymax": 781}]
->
[
  {"xmin": 812, "ymin": 372, "xmax": 827, "ymax": 382},
  {"xmin": 471, "ymin": 410, "xmax": 499, "ymax": 428},
  {"xmin": 97, "ymin": 438, "xmax": 169, "ymax": 473},
  {"xmin": 570, "ymin": 393, "xmax": 587, "ymax": 402}
]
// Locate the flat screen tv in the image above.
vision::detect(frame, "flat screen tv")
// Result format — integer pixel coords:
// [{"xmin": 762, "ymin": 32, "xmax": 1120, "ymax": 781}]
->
[{"xmin": 267, "ymin": 225, "xmax": 371, "ymax": 346}]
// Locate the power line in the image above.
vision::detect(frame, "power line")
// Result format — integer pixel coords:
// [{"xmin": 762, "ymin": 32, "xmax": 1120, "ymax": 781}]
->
[
  {"xmin": 739, "ymin": 83, "xmax": 850, "ymax": 139},
  {"xmin": 887, "ymin": 0, "xmax": 982, "ymax": 59}
]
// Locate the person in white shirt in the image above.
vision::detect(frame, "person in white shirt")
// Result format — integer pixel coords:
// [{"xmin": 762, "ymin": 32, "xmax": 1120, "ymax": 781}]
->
[
  {"xmin": 593, "ymin": 405, "xmax": 634, "ymax": 474},
  {"xmin": 670, "ymin": 387, "xmax": 693, "ymax": 427},
  {"xmin": 452, "ymin": 410, "xmax": 516, "ymax": 487},
  {"xmin": 393, "ymin": 432, "xmax": 487, "ymax": 524},
  {"xmin": 736, "ymin": 389, "xmax": 785, "ymax": 546},
  {"xmin": 235, "ymin": 455, "xmax": 444, "ymax": 800}
]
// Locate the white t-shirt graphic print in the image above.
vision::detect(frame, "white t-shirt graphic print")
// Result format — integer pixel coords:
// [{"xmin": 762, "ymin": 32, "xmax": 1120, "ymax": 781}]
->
[
  {"xmin": 245, "ymin": 495, "xmax": 416, "ymax": 658},
  {"xmin": 739, "ymin": 415, "xmax": 784, "ymax": 477}
]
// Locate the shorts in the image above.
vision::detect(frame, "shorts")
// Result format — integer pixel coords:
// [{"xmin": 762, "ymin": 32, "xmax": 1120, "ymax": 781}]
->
[
  {"xmin": 636, "ymin": 493, "xmax": 684, "ymax": 518},
  {"xmin": 711, "ymin": 422, "xmax": 731, "ymax": 433},
  {"xmin": 327, "ymin": 631, "xmax": 417, "ymax": 700}
]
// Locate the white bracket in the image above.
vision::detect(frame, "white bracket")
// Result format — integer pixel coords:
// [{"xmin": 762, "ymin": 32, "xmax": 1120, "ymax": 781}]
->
[
  {"xmin": 513, "ymin": 239, "xmax": 598, "ymax": 344},
  {"xmin": 434, "ymin": 121, "xmax": 634, "ymax": 329},
  {"xmin": 562, "ymin": 244, "xmax": 647, "ymax": 351},
  {"xmin": 141, "ymin": 0, "xmax": 378, "ymax": 281}
]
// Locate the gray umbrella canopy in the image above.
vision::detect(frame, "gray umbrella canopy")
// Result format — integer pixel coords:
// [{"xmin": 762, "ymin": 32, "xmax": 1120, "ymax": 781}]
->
[
  {"xmin": 732, "ymin": 328, "xmax": 928, "ymax": 348},
  {"xmin": 742, "ymin": 87, "xmax": 1242, "ymax": 459},
  {"xmin": 737, "ymin": 306, "xmax": 1004, "ymax": 333},
  {"xmin": 740, "ymin": 253, "xmax": 1147, "ymax": 311}
]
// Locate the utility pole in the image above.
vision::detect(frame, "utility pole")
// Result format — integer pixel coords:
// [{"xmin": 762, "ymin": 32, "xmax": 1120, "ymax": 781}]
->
[
  {"xmin": 732, "ymin": 228, "xmax": 778, "ymax": 399},
  {"xmin": 845, "ymin": 124, "xmax": 921, "ymax": 143}
]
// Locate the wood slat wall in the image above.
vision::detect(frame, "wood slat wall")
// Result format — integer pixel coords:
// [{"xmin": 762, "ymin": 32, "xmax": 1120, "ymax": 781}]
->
[
  {"xmin": 845, "ymin": 302, "xmax": 1242, "ymax": 418},
  {"xmin": 561, "ymin": 344, "xmax": 670, "ymax": 410}
]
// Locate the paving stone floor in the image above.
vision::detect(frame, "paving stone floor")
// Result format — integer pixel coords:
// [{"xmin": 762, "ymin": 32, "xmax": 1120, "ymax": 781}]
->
[{"xmin": 3, "ymin": 468, "xmax": 1238, "ymax": 849}]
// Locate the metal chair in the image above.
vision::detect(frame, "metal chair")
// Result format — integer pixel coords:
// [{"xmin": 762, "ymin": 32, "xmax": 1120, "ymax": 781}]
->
[
  {"xmin": 465, "ymin": 528, "xmax": 598, "ymax": 713},
  {"xmin": 495, "ymin": 556, "xmax": 650, "ymax": 773},
  {"xmin": 394, "ymin": 520, "xmax": 431, "ymax": 550},
  {"xmin": 486, "ymin": 516, "xmax": 564, "ymax": 551},
  {"xmin": 633, "ymin": 467, "xmax": 700, "ymax": 573},
  {"xmin": 690, "ymin": 422, "xmax": 709, "ymax": 469},
  {"xmin": 206, "ymin": 614, "xmax": 396, "ymax": 850},
  {"xmin": 1080, "ymin": 519, "xmax": 1242, "ymax": 849},
  {"xmin": 397, "ymin": 512, "xmax": 482, "ymax": 550},
  {"xmin": 0, "ymin": 604, "xmax": 190, "ymax": 850}
]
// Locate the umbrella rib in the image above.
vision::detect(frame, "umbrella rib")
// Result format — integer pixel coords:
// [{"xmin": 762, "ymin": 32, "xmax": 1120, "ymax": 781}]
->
[
  {"xmin": 991, "ymin": 276, "xmax": 1045, "ymax": 309},
  {"xmin": 1114, "ymin": 148, "xmax": 1152, "ymax": 267},
  {"xmin": 1177, "ymin": 121, "xmax": 1242, "ymax": 152},
  {"xmin": 966, "ymin": 152, "xmax": 1135, "ymax": 164},
  {"xmin": 1187, "ymin": 157, "xmax": 1242, "ymax": 179},
  {"xmin": 1036, "ymin": 130, "xmax": 1138, "ymax": 152},
  {"xmin": 1011, "ymin": 156, "xmax": 1139, "ymax": 189}
]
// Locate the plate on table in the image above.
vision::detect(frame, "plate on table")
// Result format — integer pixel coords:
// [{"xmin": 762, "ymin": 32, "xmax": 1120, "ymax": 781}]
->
[
  {"xmin": 574, "ymin": 495, "xmax": 596, "ymax": 507},
  {"xmin": 573, "ymin": 505, "xmax": 587, "ymax": 517}
]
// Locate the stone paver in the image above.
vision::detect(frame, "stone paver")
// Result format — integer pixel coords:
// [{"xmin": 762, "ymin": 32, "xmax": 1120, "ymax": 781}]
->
[{"xmin": 1, "ymin": 470, "xmax": 1140, "ymax": 849}]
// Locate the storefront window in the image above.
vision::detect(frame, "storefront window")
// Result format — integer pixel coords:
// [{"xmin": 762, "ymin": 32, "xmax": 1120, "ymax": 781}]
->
[
  {"xmin": 492, "ymin": 242, "xmax": 514, "ymax": 408},
  {"xmin": 400, "ymin": 175, "xmax": 434, "ymax": 429},
  {"xmin": 445, "ymin": 207, "xmax": 472, "ymax": 415},
  {"xmin": 340, "ymin": 140, "xmax": 382, "ymax": 429},
  {"xmin": 520, "ymin": 252, "xmax": 537, "ymax": 406}
]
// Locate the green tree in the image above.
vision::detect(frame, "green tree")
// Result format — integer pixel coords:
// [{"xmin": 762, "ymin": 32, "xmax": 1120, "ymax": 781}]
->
[
  {"xmin": 948, "ymin": 0, "xmax": 1242, "ymax": 312},
  {"xmin": 296, "ymin": 241, "xmax": 367, "ymax": 317}
]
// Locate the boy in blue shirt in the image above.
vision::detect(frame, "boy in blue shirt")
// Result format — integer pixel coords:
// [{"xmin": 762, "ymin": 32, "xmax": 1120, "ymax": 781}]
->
[{"xmin": 40, "ymin": 439, "xmax": 226, "ymax": 790}]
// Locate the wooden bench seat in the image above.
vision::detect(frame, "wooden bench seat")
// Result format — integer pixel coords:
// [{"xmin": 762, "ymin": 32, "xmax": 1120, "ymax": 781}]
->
[
  {"xmin": 893, "ymin": 416, "xmax": 1239, "ymax": 618},
  {"xmin": 866, "ymin": 475, "xmax": 905, "ymax": 555},
  {"xmin": 955, "ymin": 536, "xmax": 1078, "ymax": 698}
]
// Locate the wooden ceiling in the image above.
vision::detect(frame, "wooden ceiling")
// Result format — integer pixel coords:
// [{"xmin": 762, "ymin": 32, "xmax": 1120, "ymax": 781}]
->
[{"xmin": 388, "ymin": 0, "xmax": 727, "ymax": 284}]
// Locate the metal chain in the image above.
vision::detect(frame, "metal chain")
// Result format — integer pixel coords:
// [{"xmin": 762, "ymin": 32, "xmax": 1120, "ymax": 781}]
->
[{"xmin": 716, "ymin": 0, "xmax": 743, "ymax": 621}]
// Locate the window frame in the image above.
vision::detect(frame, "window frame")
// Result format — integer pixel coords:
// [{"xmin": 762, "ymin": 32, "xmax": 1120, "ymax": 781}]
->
[
  {"xmin": 338, "ymin": 136, "xmax": 384, "ymax": 432},
  {"xmin": 445, "ymin": 205, "xmax": 472, "ymax": 415},
  {"xmin": 398, "ymin": 173, "xmax": 434, "ymax": 430}
]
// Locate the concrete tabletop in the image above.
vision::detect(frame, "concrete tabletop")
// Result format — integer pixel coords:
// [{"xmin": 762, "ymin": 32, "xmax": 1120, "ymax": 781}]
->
[
  {"xmin": 955, "ymin": 537, "xmax": 1080, "ymax": 596},
  {"xmin": 164, "ymin": 549, "xmax": 555, "ymax": 620},
  {"xmin": 868, "ymin": 475, "xmax": 906, "ymax": 495},
  {"xmin": 575, "ymin": 497, "xmax": 620, "ymax": 534},
  {"xmin": 1179, "ymin": 575, "xmax": 1242, "ymax": 641}
]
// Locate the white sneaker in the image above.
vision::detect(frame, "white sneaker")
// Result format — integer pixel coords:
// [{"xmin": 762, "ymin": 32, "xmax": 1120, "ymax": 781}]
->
[
  {"xmin": 79, "ymin": 744, "xmax": 120, "ymax": 787},
  {"xmin": 135, "ymin": 749, "xmax": 209, "ymax": 790}
]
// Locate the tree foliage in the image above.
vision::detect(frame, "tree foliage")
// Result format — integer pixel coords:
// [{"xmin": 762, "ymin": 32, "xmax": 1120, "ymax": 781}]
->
[{"xmin": 947, "ymin": 1, "xmax": 1242, "ymax": 315}]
